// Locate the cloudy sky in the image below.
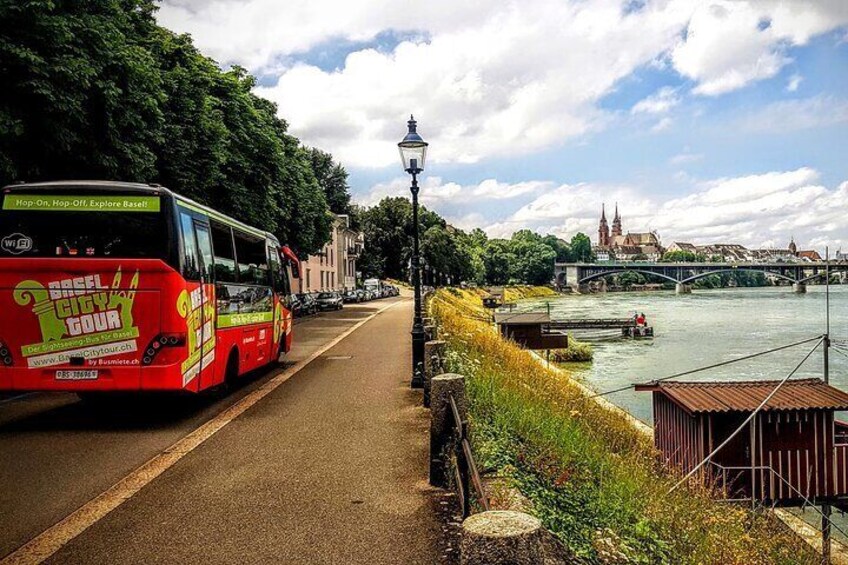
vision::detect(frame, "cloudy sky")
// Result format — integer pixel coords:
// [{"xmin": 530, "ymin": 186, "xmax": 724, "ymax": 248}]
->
[{"xmin": 157, "ymin": 0, "xmax": 848, "ymax": 251}]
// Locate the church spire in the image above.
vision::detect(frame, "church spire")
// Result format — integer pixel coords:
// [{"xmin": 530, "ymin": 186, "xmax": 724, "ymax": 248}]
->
[
  {"xmin": 598, "ymin": 203, "xmax": 610, "ymax": 247},
  {"xmin": 611, "ymin": 202, "xmax": 622, "ymax": 237}
]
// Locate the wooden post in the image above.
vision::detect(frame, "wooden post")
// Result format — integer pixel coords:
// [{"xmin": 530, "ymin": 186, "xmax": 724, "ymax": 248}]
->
[
  {"xmin": 430, "ymin": 373, "xmax": 466, "ymax": 488},
  {"xmin": 423, "ymin": 340, "xmax": 446, "ymax": 408}
]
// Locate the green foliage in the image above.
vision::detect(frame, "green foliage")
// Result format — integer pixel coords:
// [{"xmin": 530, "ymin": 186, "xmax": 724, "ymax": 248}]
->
[
  {"xmin": 308, "ymin": 147, "xmax": 351, "ymax": 215},
  {"xmin": 357, "ymin": 199, "xmax": 597, "ymax": 286},
  {"xmin": 0, "ymin": 0, "xmax": 335, "ymax": 255},
  {"xmin": 662, "ymin": 250, "xmax": 707, "ymax": 262},
  {"xmin": 616, "ymin": 271, "xmax": 646, "ymax": 289},
  {"xmin": 568, "ymin": 233, "xmax": 595, "ymax": 262},
  {"xmin": 549, "ymin": 335, "xmax": 593, "ymax": 363}
]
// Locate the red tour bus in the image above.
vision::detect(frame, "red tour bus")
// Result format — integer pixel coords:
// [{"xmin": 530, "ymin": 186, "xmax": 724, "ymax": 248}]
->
[{"xmin": 0, "ymin": 181, "xmax": 297, "ymax": 395}]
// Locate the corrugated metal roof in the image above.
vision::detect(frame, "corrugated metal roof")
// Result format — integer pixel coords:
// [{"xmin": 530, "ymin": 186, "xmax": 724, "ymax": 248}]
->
[
  {"xmin": 493, "ymin": 312, "xmax": 550, "ymax": 325},
  {"xmin": 635, "ymin": 379, "xmax": 848, "ymax": 413}
]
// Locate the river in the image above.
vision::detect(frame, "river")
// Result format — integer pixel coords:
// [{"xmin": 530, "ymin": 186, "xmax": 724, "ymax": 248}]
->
[{"xmin": 518, "ymin": 285, "xmax": 848, "ymax": 425}]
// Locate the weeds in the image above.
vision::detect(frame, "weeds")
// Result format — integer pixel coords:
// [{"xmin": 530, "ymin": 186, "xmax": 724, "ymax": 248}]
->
[{"xmin": 430, "ymin": 287, "xmax": 814, "ymax": 564}]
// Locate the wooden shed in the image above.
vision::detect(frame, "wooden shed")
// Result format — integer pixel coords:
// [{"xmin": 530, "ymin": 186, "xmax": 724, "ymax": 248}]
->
[
  {"xmin": 493, "ymin": 312, "xmax": 568, "ymax": 350},
  {"xmin": 636, "ymin": 379, "xmax": 848, "ymax": 504}
]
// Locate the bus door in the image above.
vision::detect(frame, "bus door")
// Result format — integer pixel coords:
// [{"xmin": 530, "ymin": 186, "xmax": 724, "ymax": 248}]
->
[
  {"xmin": 193, "ymin": 222, "xmax": 217, "ymax": 390},
  {"xmin": 268, "ymin": 244, "xmax": 291, "ymax": 358},
  {"xmin": 178, "ymin": 209, "xmax": 217, "ymax": 391}
]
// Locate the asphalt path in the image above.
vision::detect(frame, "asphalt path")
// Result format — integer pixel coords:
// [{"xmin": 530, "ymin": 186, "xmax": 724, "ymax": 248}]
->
[{"xmin": 0, "ymin": 299, "xmax": 440, "ymax": 563}]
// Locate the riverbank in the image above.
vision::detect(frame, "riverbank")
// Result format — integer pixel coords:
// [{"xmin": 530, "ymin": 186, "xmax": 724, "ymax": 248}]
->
[{"xmin": 429, "ymin": 287, "xmax": 815, "ymax": 563}]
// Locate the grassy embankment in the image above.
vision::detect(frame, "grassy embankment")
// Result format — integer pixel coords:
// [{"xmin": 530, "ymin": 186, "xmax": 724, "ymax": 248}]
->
[{"xmin": 429, "ymin": 286, "xmax": 814, "ymax": 564}]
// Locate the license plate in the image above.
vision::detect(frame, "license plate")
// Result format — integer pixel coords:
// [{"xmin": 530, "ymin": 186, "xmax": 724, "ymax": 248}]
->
[{"xmin": 56, "ymin": 370, "xmax": 99, "ymax": 381}]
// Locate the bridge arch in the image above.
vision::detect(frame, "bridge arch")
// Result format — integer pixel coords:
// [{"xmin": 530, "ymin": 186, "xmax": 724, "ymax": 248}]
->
[
  {"xmin": 798, "ymin": 271, "xmax": 828, "ymax": 284},
  {"xmin": 679, "ymin": 268, "xmax": 797, "ymax": 285},
  {"xmin": 578, "ymin": 269, "xmax": 680, "ymax": 285}
]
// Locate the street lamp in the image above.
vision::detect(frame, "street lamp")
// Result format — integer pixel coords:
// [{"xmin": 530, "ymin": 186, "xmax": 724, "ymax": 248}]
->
[{"xmin": 398, "ymin": 115, "xmax": 428, "ymax": 388}]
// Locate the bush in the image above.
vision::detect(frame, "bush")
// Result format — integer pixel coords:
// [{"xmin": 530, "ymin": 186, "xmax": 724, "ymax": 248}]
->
[{"xmin": 549, "ymin": 336, "xmax": 593, "ymax": 363}]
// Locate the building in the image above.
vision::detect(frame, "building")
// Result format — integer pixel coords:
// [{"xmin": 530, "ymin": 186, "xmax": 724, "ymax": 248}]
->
[
  {"xmin": 636, "ymin": 379, "xmax": 848, "ymax": 504},
  {"xmin": 298, "ymin": 214, "xmax": 364, "ymax": 293},
  {"xmin": 595, "ymin": 204, "xmax": 663, "ymax": 261},
  {"xmin": 667, "ymin": 242, "xmax": 698, "ymax": 255},
  {"xmin": 798, "ymin": 250, "xmax": 823, "ymax": 262},
  {"xmin": 598, "ymin": 204, "xmax": 610, "ymax": 248}
]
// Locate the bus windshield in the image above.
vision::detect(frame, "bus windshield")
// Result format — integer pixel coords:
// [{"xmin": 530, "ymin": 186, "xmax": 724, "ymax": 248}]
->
[{"xmin": 0, "ymin": 193, "xmax": 167, "ymax": 259}]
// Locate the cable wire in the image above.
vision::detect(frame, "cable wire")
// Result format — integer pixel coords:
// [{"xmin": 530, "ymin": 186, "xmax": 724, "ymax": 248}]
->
[
  {"xmin": 582, "ymin": 335, "xmax": 824, "ymax": 401},
  {"xmin": 669, "ymin": 337, "xmax": 824, "ymax": 493}
]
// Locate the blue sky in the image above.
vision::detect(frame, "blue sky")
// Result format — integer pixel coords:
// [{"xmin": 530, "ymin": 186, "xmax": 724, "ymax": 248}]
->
[{"xmin": 158, "ymin": 0, "xmax": 848, "ymax": 251}]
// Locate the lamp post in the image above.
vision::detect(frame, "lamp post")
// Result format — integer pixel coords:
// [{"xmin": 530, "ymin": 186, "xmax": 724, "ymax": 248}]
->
[{"xmin": 398, "ymin": 115, "xmax": 428, "ymax": 388}]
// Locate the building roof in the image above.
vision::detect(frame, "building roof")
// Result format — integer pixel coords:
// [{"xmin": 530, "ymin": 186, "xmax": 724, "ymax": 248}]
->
[
  {"xmin": 798, "ymin": 250, "xmax": 822, "ymax": 261},
  {"xmin": 493, "ymin": 312, "xmax": 550, "ymax": 325},
  {"xmin": 625, "ymin": 232, "xmax": 660, "ymax": 246},
  {"xmin": 635, "ymin": 378, "xmax": 848, "ymax": 414}
]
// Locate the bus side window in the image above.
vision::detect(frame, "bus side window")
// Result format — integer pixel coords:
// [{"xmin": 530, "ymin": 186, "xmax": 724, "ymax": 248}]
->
[
  {"xmin": 234, "ymin": 229, "xmax": 269, "ymax": 286},
  {"xmin": 268, "ymin": 246, "xmax": 290, "ymax": 295},
  {"xmin": 180, "ymin": 212, "xmax": 201, "ymax": 281},
  {"xmin": 194, "ymin": 222, "xmax": 214, "ymax": 282},
  {"xmin": 210, "ymin": 221, "xmax": 238, "ymax": 283}
]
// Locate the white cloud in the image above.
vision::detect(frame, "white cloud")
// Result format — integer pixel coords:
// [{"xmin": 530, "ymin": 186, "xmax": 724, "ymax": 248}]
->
[
  {"xmin": 787, "ymin": 73, "xmax": 803, "ymax": 92},
  {"xmin": 671, "ymin": 1, "xmax": 848, "ymax": 96},
  {"xmin": 480, "ymin": 168, "xmax": 848, "ymax": 250},
  {"xmin": 669, "ymin": 149, "xmax": 703, "ymax": 165},
  {"xmin": 631, "ymin": 86, "xmax": 680, "ymax": 114},
  {"xmin": 736, "ymin": 95, "xmax": 848, "ymax": 133},
  {"xmin": 157, "ymin": 0, "xmax": 848, "ymax": 167},
  {"xmin": 651, "ymin": 117, "xmax": 674, "ymax": 132},
  {"xmin": 356, "ymin": 176, "xmax": 550, "ymax": 207}
]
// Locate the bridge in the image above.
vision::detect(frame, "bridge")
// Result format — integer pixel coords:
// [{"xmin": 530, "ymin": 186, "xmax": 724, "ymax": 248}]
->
[{"xmin": 554, "ymin": 261, "xmax": 848, "ymax": 294}]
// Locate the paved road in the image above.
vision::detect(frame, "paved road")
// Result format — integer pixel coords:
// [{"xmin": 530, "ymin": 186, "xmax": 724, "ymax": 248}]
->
[{"xmin": 1, "ymin": 297, "xmax": 452, "ymax": 563}]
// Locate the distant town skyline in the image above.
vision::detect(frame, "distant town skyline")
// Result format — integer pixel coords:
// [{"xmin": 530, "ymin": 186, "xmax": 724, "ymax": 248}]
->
[{"xmin": 158, "ymin": 0, "xmax": 848, "ymax": 249}]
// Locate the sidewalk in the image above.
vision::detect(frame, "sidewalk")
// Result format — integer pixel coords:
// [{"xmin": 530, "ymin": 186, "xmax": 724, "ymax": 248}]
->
[{"xmin": 47, "ymin": 299, "xmax": 453, "ymax": 564}]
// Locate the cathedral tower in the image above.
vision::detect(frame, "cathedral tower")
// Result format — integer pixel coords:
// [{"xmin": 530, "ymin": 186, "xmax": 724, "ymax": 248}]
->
[
  {"xmin": 598, "ymin": 204, "xmax": 610, "ymax": 247},
  {"xmin": 612, "ymin": 203, "xmax": 622, "ymax": 237}
]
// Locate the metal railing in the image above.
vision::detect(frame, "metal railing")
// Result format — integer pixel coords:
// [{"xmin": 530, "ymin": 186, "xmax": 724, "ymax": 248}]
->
[{"xmin": 448, "ymin": 392, "xmax": 490, "ymax": 518}]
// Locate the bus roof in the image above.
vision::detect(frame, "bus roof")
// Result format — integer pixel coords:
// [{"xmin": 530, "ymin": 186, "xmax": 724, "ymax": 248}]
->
[{"xmin": 2, "ymin": 180, "xmax": 279, "ymax": 244}]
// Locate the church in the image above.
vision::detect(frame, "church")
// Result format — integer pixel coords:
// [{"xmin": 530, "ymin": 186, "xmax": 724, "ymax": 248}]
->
[{"xmin": 595, "ymin": 204, "xmax": 663, "ymax": 261}]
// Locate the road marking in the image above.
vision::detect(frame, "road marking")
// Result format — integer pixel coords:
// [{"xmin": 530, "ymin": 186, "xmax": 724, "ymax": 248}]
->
[
  {"xmin": 1, "ymin": 299, "xmax": 405, "ymax": 565},
  {"xmin": 0, "ymin": 393, "xmax": 38, "ymax": 406}
]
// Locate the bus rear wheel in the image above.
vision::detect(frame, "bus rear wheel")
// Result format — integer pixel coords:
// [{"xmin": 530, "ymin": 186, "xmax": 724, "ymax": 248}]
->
[{"xmin": 222, "ymin": 349, "xmax": 240, "ymax": 392}]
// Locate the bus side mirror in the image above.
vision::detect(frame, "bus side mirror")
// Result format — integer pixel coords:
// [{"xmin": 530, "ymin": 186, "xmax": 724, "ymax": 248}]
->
[{"xmin": 280, "ymin": 246, "xmax": 300, "ymax": 279}]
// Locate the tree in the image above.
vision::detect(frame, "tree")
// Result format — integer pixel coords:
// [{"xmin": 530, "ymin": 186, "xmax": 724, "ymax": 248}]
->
[
  {"xmin": 617, "ymin": 271, "xmax": 646, "ymax": 289},
  {"xmin": 569, "ymin": 233, "xmax": 594, "ymax": 262},
  {"xmin": 308, "ymin": 147, "xmax": 351, "ymax": 215},
  {"xmin": 662, "ymin": 250, "xmax": 705, "ymax": 262},
  {"xmin": 482, "ymin": 240, "xmax": 515, "ymax": 285},
  {"xmin": 0, "ymin": 0, "xmax": 338, "ymax": 256},
  {"xmin": 542, "ymin": 235, "xmax": 571, "ymax": 262}
]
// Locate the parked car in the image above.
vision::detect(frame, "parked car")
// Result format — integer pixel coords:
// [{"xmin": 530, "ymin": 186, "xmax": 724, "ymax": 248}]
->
[
  {"xmin": 343, "ymin": 290, "xmax": 360, "ymax": 303},
  {"xmin": 315, "ymin": 291, "xmax": 344, "ymax": 311},
  {"xmin": 289, "ymin": 294, "xmax": 304, "ymax": 317},
  {"xmin": 296, "ymin": 293, "xmax": 318, "ymax": 315},
  {"xmin": 355, "ymin": 289, "xmax": 367, "ymax": 302}
]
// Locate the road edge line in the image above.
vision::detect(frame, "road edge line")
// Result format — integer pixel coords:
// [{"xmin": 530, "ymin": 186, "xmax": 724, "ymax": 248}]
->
[{"xmin": 1, "ymin": 299, "xmax": 406, "ymax": 565}]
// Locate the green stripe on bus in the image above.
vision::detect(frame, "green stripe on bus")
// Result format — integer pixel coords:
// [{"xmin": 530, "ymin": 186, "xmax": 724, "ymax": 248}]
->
[
  {"xmin": 176, "ymin": 199, "xmax": 268, "ymax": 239},
  {"xmin": 217, "ymin": 311, "xmax": 274, "ymax": 328},
  {"xmin": 21, "ymin": 328, "xmax": 141, "ymax": 357},
  {"xmin": 3, "ymin": 195, "xmax": 161, "ymax": 213}
]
